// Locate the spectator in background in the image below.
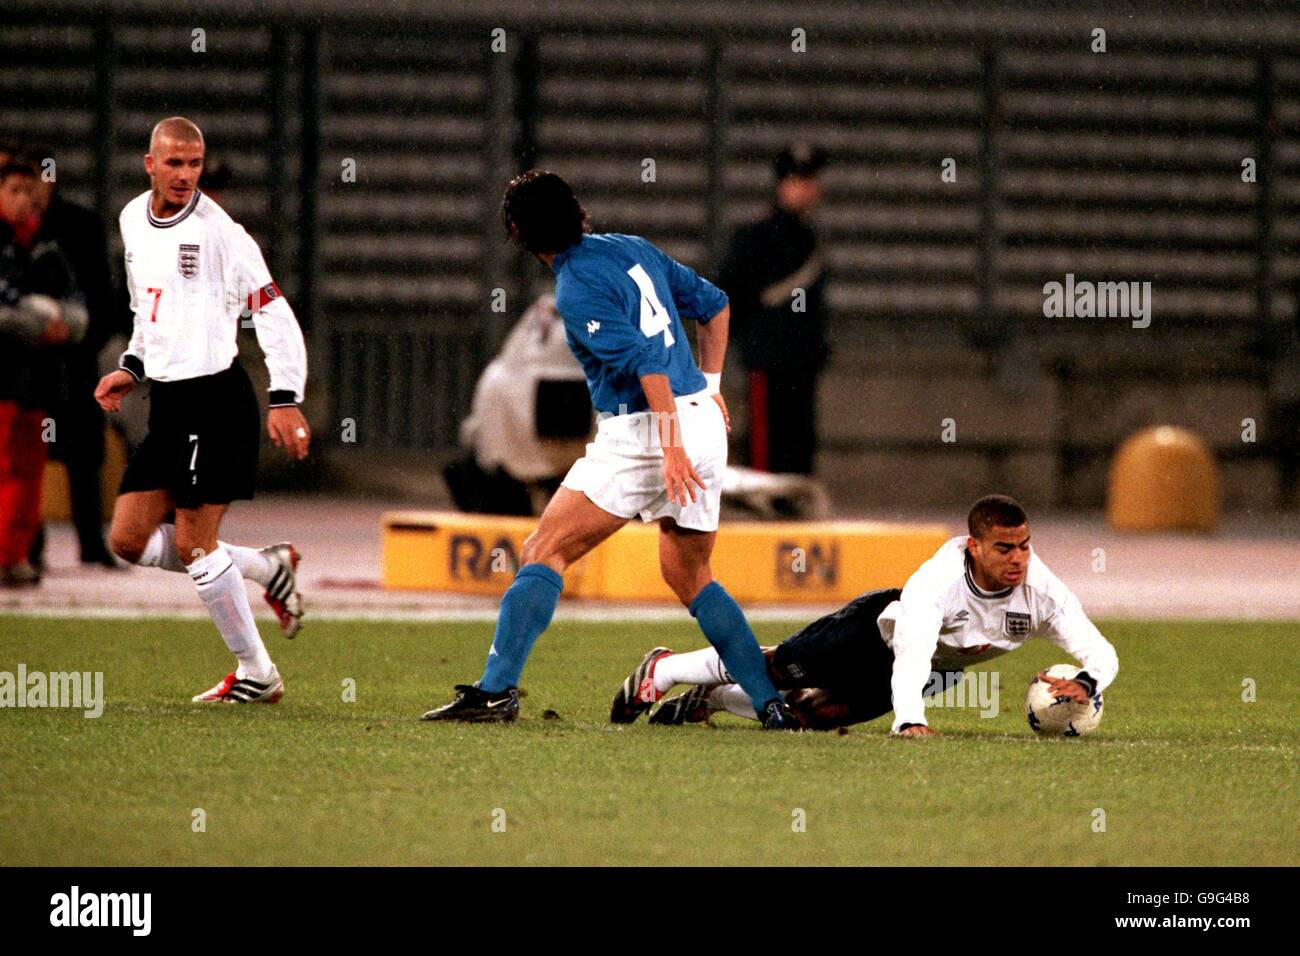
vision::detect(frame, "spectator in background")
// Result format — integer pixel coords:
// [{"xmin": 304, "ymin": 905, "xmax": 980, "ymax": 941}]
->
[
  {"xmin": 717, "ymin": 143, "xmax": 830, "ymax": 475},
  {"xmin": 27, "ymin": 153, "xmax": 120, "ymax": 568},
  {"xmin": 0, "ymin": 157, "xmax": 88, "ymax": 586}
]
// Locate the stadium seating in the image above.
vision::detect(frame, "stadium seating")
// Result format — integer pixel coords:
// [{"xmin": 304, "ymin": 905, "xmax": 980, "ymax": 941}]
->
[{"xmin": 3, "ymin": 3, "xmax": 1297, "ymax": 508}]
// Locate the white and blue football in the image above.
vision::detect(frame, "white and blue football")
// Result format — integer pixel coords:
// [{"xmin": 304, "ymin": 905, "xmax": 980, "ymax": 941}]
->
[{"xmin": 1026, "ymin": 664, "xmax": 1104, "ymax": 737}]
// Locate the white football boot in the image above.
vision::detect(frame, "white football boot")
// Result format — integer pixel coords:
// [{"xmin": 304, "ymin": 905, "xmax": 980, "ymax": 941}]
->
[
  {"xmin": 260, "ymin": 543, "xmax": 304, "ymax": 638},
  {"xmin": 192, "ymin": 667, "xmax": 284, "ymax": 704}
]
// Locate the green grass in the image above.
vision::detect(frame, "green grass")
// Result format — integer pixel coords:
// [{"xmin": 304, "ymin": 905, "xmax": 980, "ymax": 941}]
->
[{"xmin": 0, "ymin": 616, "xmax": 1295, "ymax": 866}]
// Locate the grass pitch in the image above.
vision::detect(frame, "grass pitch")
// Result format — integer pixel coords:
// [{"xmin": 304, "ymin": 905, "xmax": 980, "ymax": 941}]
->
[{"xmin": 0, "ymin": 616, "xmax": 1295, "ymax": 866}]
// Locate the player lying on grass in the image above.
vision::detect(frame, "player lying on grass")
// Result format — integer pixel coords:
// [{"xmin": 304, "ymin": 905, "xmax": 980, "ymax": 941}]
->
[
  {"xmin": 611, "ymin": 494, "xmax": 1118, "ymax": 735},
  {"xmin": 94, "ymin": 117, "xmax": 310, "ymax": 704},
  {"xmin": 422, "ymin": 170, "xmax": 798, "ymax": 728}
]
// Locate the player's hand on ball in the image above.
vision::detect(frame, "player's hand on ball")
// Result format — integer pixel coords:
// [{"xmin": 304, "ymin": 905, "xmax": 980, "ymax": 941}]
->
[
  {"xmin": 662, "ymin": 445, "xmax": 705, "ymax": 505},
  {"xmin": 93, "ymin": 369, "xmax": 137, "ymax": 412},
  {"xmin": 1036, "ymin": 671, "xmax": 1089, "ymax": 702},
  {"xmin": 711, "ymin": 393, "xmax": 731, "ymax": 432},
  {"xmin": 894, "ymin": 724, "xmax": 940, "ymax": 738},
  {"xmin": 267, "ymin": 406, "xmax": 311, "ymax": 460}
]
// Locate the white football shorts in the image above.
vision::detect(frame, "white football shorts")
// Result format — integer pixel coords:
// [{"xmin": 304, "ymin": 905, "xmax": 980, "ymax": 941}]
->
[{"xmin": 561, "ymin": 389, "xmax": 727, "ymax": 532}]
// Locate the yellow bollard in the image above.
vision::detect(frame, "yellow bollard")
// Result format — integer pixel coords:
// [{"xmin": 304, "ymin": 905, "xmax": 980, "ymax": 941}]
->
[{"xmin": 1107, "ymin": 426, "xmax": 1219, "ymax": 532}]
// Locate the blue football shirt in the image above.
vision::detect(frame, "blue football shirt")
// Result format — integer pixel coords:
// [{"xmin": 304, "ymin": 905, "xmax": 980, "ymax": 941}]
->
[{"xmin": 550, "ymin": 233, "xmax": 727, "ymax": 414}]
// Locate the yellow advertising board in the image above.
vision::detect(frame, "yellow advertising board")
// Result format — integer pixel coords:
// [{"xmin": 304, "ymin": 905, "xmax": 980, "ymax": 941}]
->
[{"xmin": 383, "ymin": 512, "xmax": 948, "ymax": 604}]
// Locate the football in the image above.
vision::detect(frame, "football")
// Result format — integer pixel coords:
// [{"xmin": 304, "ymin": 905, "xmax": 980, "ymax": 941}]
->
[{"xmin": 1026, "ymin": 664, "xmax": 1104, "ymax": 737}]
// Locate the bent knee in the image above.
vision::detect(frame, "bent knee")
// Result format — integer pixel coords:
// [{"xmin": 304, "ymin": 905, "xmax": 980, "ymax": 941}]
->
[
  {"xmin": 108, "ymin": 530, "xmax": 147, "ymax": 564},
  {"xmin": 520, "ymin": 533, "xmax": 566, "ymax": 574},
  {"xmin": 663, "ymin": 577, "xmax": 699, "ymax": 606},
  {"xmin": 519, "ymin": 533, "xmax": 550, "ymax": 566},
  {"xmin": 660, "ymin": 564, "xmax": 712, "ymax": 605}
]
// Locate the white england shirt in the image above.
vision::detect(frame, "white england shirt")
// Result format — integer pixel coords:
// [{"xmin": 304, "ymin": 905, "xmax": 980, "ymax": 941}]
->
[
  {"xmin": 118, "ymin": 189, "xmax": 307, "ymax": 405},
  {"xmin": 876, "ymin": 536, "xmax": 1119, "ymax": 732}
]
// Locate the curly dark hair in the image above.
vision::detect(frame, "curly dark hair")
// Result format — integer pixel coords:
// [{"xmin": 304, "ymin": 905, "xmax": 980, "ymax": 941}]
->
[
  {"xmin": 501, "ymin": 169, "xmax": 590, "ymax": 255},
  {"xmin": 967, "ymin": 494, "xmax": 1028, "ymax": 538}
]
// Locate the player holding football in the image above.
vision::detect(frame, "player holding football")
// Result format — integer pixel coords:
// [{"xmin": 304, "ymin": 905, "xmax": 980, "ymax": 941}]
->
[
  {"xmin": 611, "ymin": 494, "xmax": 1118, "ymax": 734},
  {"xmin": 94, "ymin": 117, "xmax": 310, "ymax": 704},
  {"xmin": 422, "ymin": 169, "xmax": 798, "ymax": 728}
]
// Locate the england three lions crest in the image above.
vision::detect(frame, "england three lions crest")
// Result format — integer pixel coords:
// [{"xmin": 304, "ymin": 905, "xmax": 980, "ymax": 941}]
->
[
  {"xmin": 1004, "ymin": 611, "xmax": 1031, "ymax": 638},
  {"xmin": 178, "ymin": 243, "xmax": 200, "ymax": 278}
]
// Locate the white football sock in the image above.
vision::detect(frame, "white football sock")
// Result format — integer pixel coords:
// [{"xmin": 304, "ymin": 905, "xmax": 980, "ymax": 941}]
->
[
  {"xmin": 136, "ymin": 524, "xmax": 186, "ymax": 572},
  {"xmin": 223, "ymin": 543, "xmax": 274, "ymax": 587},
  {"xmin": 652, "ymin": 647, "xmax": 732, "ymax": 694},
  {"xmin": 187, "ymin": 545, "xmax": 274, "ymax": 682},
  {"xmin": 709, "ymin": 684, "xmax": 760, "ymax": 721},
  {"xmin": 136, "ymin": 524, "xmax": 273, "ymax": 587}
]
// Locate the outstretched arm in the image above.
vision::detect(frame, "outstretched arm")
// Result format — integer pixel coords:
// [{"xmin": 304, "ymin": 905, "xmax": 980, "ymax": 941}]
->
[
  {"xmin": 885, "ymin": 574, "xmax": 946, "ymax": 737},
  {"xmin": 1041, "ymin": 590, "xmax": 1119, "ymax": 701}
]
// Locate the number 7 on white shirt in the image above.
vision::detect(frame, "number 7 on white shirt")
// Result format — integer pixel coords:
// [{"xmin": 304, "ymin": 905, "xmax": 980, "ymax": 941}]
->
[{"xmin": 146, "ymin": 287, "xmax": 163, "ymax": 322}]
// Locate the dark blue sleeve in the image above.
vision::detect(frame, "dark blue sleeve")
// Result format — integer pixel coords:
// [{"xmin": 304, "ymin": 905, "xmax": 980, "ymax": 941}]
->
[
  {"xmin": 653, "ymin": 244, "xmax": 728, "ymax": 322},
  {"xmin": 557, "ymin": 275, "xmax": 670, "ymax": 380}
]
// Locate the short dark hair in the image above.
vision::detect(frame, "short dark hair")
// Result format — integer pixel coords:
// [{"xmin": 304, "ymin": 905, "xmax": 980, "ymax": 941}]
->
[
  {"xmin": 967, "ymin": 494, "xmax": 1028, "ymax": 538},
  {"xmin": 0, "ymin": 159, "xmax": 37, "ymax": 183},
  {"xmin": 501, "ymin": 169, "xmax": 590, "ymax": 255}
]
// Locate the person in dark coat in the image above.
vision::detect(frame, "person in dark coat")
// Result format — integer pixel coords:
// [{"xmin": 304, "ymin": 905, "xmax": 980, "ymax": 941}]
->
[
  {"xmin": 28, "ymin": 169, "xmax": 120, "ymax": 567},
  {"xmin": 717, "ymin": 143, "xmax": 830, "ymax": 475}
]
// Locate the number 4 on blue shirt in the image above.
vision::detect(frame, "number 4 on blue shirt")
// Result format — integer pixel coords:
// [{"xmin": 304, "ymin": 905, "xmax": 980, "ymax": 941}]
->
[{"xmin": 551, "ymin": 233, "xmax": 727, "ymax": 415}]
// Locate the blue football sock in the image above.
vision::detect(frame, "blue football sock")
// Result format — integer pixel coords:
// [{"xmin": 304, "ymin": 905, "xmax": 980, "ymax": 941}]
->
[
  {"xmin": 689, "ymin": 581, "xmax": 780, "ymax": 715},
  {"xmin": 479, "ymin": 563, "xmax": 563, "ymax": 693}
]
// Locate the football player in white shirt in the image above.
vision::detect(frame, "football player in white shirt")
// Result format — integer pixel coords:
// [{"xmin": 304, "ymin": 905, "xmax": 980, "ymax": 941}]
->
[
  {"xmin": 612, "ymin": 494, "xmax": 1118, "ymax": 735},
  {"xmin": 93, "ymin": 117, "xmax": 311, "ymax": 704}
]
